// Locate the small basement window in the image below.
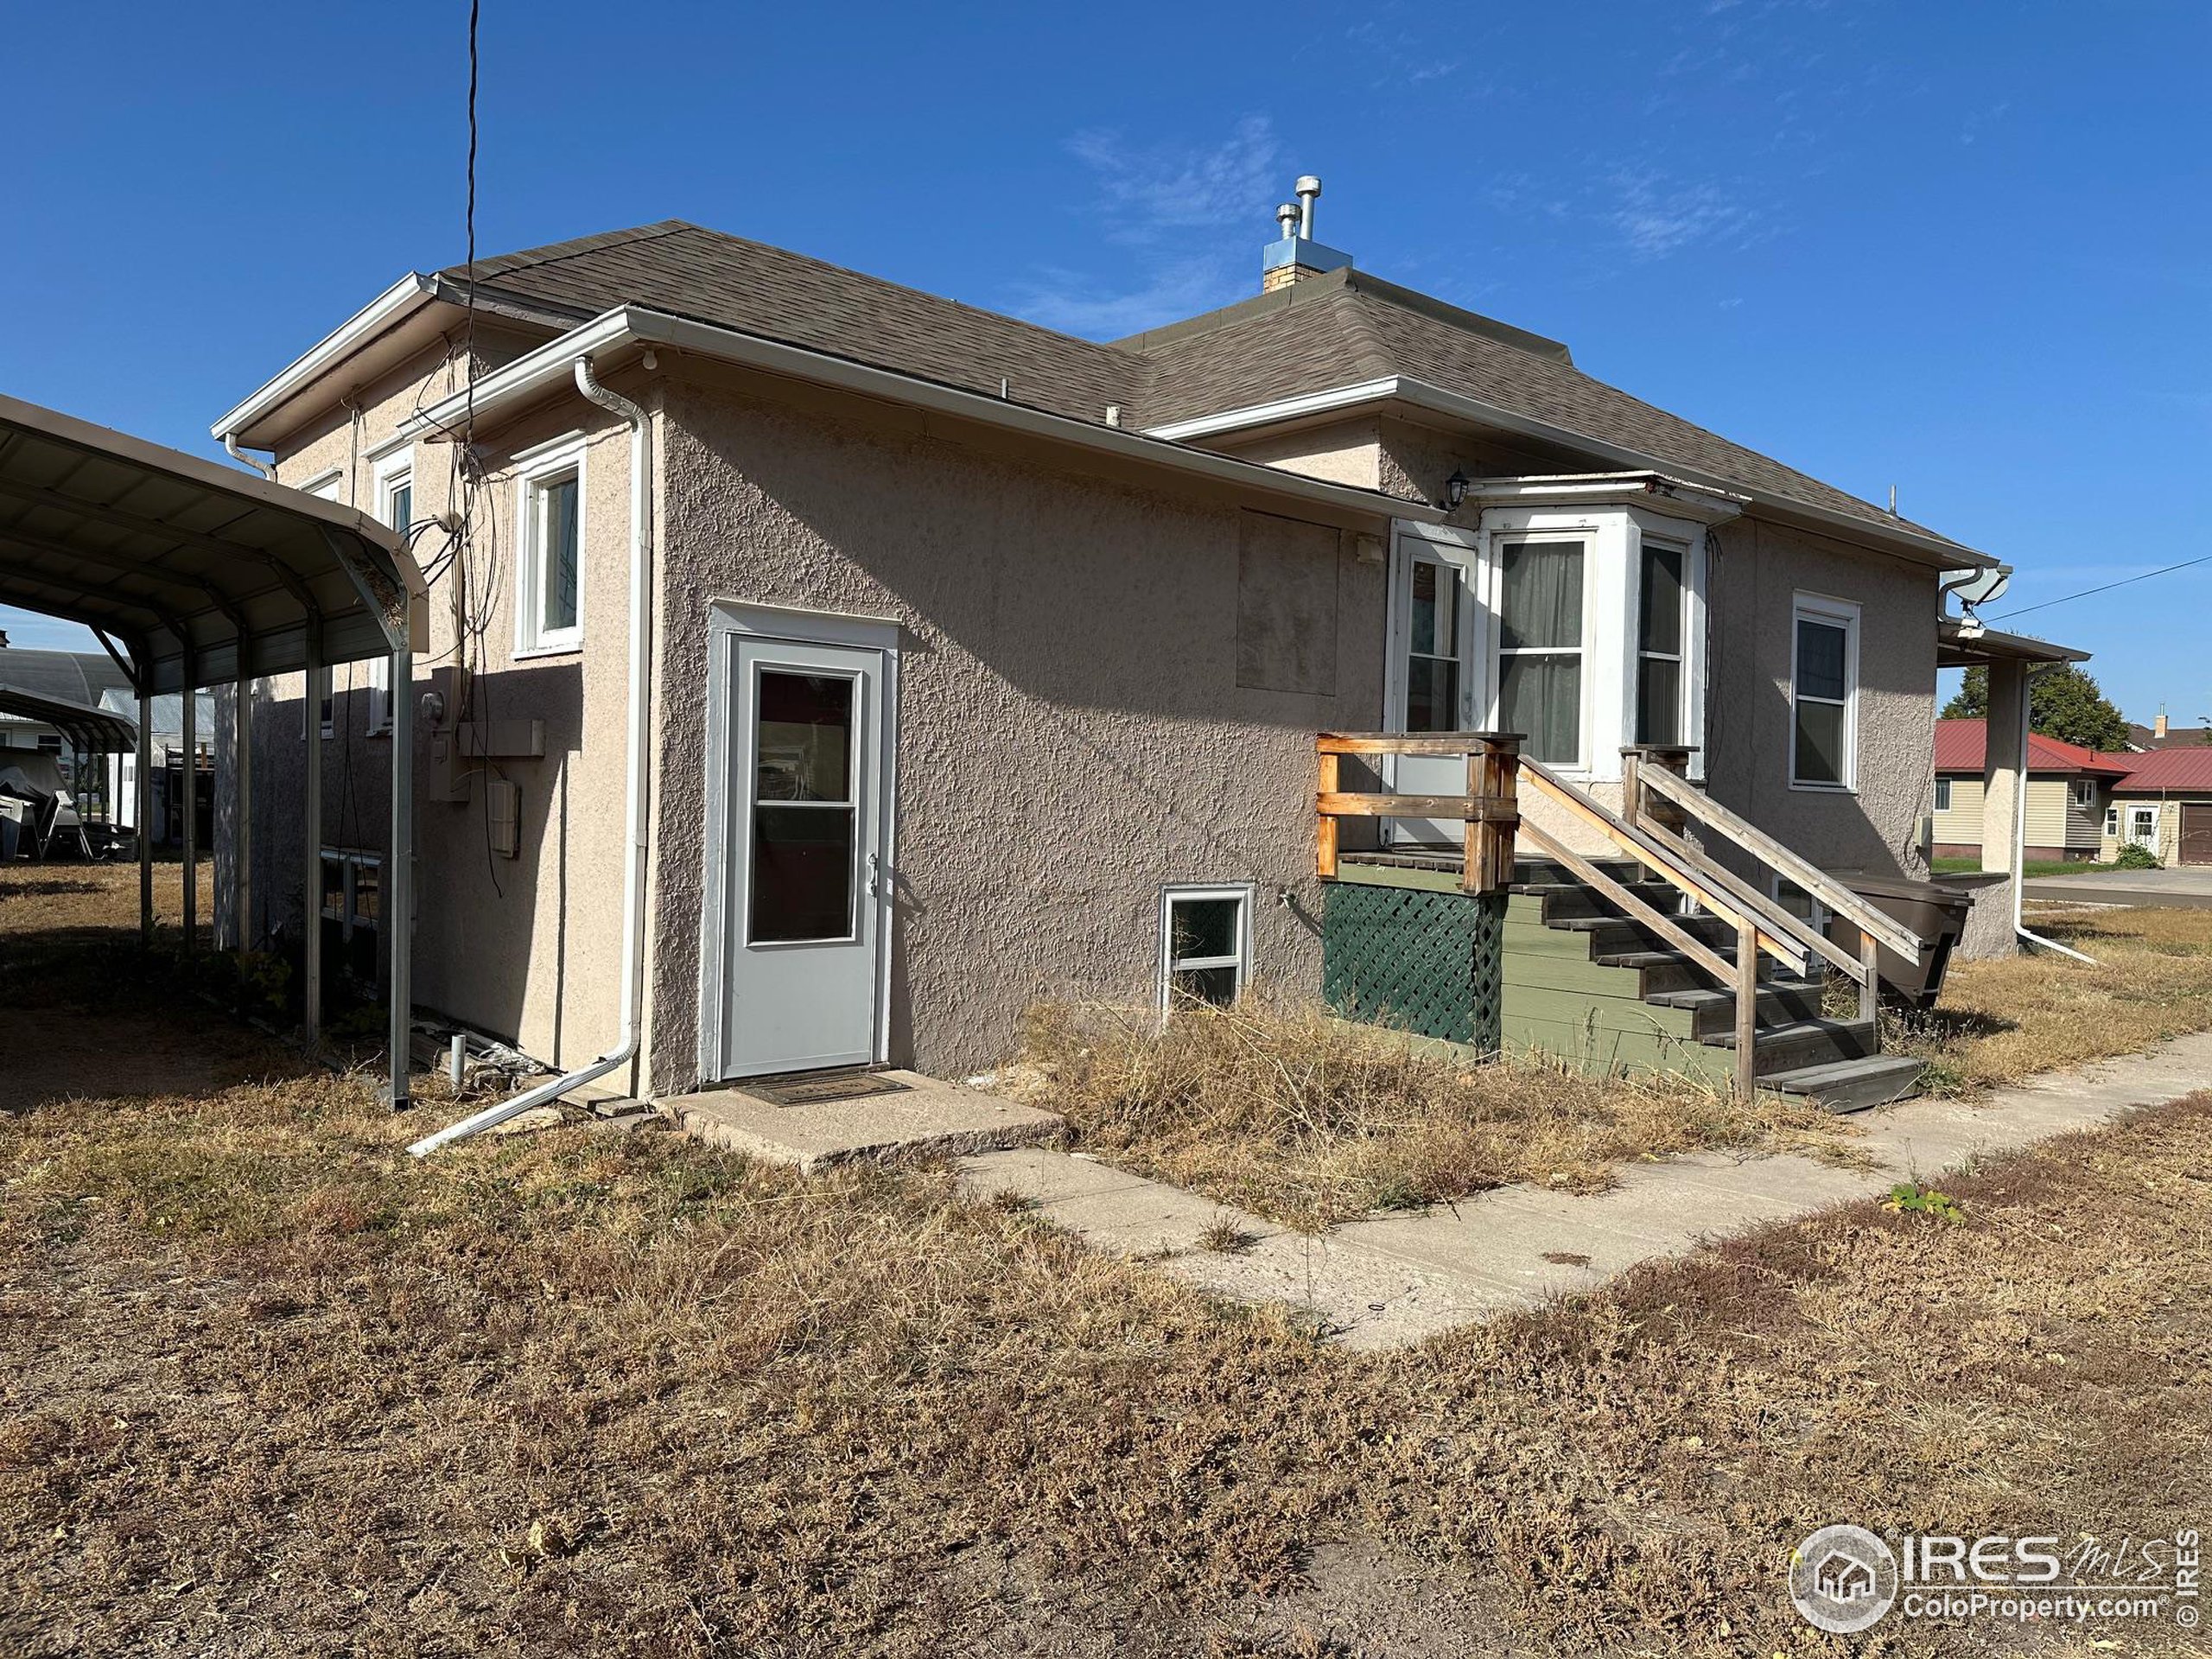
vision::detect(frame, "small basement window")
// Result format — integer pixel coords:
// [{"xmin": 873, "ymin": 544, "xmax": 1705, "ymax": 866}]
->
[{"xmin": 1160, "ymin": 885, "xmax": 1252, "ymax": 1012}]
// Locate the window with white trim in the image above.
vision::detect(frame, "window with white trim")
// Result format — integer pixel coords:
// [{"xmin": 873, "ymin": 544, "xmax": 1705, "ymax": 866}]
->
[
  {"xmin": 1790, "ymin": 594, "xmax": 1859, "ymax": 790},
  {"xmin": 1160, "ymin": 885, "xmax": 1252, "ymax": 1011},
  {"xmin": 2105, "ymin": 806, "xmax": 2120, "ymax": 836},
  {"xmin": 1634, "ymin": 539, "xmax": 1688, "ymax": 746},
  {"xmin": 1770, "ymin": 874, "xmax": 1831, "ymax": 934},
  {"xmin": 514, "ymin": 435, "xmax": 585, "ymax": 655},
  {"xmin": 2073, "ymin": 779, "xmax": 2097, "ymax": 810},
  {"xmin": 1497, "ymin": 537, "xmax": 1586, "ymax": 765},
  {"xmin": 1934, "ymin": 777, "xmax": 1953, "ymax": 812}
]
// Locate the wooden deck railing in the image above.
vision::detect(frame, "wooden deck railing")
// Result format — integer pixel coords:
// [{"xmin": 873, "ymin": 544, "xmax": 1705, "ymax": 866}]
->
[{"xmin": 1314, "ymin": 732, "xmax": 1522, "ymax": 893}]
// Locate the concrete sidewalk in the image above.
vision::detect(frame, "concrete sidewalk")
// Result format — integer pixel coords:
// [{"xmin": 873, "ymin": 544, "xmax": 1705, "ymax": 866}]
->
[{"xmin": 957, "ymin": 1030, "xmax": 2212, "ymax": 1350}]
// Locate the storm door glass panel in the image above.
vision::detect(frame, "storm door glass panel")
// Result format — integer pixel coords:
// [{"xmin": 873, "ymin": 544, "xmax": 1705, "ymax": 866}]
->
[
  {"xmin": 1636, "ymin": 543, "xmax": 1685, "ymax": 746},
  {"xmin": 1403, "ymin": 556, "xmax": 1462, "ymax": 733},
  {"xmin": 1497, "ymin": 540, "xmax": 1584, "ymax": 764},
  {"xmin": 750, "ymin": 671, "xmax": 858, "ymax": 944}
]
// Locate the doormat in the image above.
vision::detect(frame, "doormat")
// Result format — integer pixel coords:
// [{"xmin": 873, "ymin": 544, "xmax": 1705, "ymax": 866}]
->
[{"xmin": 744, "ymin": 1071, "xmax": 912, "ymax": 1108}]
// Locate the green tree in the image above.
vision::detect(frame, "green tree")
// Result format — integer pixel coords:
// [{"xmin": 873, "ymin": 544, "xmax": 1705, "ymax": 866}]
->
[{"xmin": 1941, "ymin": 664, "xmax": 2132, "ymax": 752}]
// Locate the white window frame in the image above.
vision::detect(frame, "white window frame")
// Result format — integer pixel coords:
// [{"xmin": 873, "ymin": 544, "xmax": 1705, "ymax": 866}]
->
[
  {"xmin": 1789, "ymin": 592, "xmax": 1860, "ymax": 793},
  {"xmin": 1934, "ymin": 777, "xmax": 1954, "ymax": 813},
  {"xmin": 2105, "ymin": 806, "xmax": 2120, "ymax": 836},
  {"xmin": 1490, "ymin": 528, "xmax": 1597, "ymax": 772},
  {"xmin": 1630, "ymin": 531, "xmax": 1694, "ymax": 753},
  {"xmin": 1158, "ymin": 884, "xmax": 1254, "ymax": 1014},
  {"xmin": 2127, "ymin": 804, "xmax": 2158, "ymax": 849},
  {"xmin": 512, "ymin": 432, "xmax": 587, "ymax": 658},
  {"xmin": 2072, "ymin": 778, "xmax": 2097, "ymax": 810},
  {"xmin": 1770, "ymin": 874, "xmax": 1832, "ymax": 934},
  {"xmin": 365, "ymin": 448, "xmax": 416, "ymax": 735},
  {"xmin": 318, "ymin": 848, "xmax": 383, "ymax": 939}
]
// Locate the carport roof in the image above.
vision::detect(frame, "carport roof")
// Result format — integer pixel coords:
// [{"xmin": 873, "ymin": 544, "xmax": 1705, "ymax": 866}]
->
[
  {"xmin": 0, "ymin": 392, "xmax": 426, "ymax": 696},
  {"xmin": 0, "ymin": 683, "xmax": 137, "ymax": 753}
]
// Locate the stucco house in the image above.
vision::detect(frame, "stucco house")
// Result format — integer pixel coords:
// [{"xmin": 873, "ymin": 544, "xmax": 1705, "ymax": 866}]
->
[
  {"xmin": 205, "ymin": 188, "xmax": 2029, "ymax": 1111},
  {"xmin": 1931, "ymin": 720, "xmax": 2128, "ymax": 863}
]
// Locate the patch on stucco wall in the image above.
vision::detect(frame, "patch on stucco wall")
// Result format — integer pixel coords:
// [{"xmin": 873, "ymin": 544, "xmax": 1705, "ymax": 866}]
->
[{"xmin": 1235, "ymin": 511, "xmax": 1340, "ymax": 696}]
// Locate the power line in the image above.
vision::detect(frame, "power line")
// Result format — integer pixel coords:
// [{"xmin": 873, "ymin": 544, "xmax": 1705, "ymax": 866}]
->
[{"xmin": 1993, "ymin": 550, "xmax": 2212, "ymax": 622}]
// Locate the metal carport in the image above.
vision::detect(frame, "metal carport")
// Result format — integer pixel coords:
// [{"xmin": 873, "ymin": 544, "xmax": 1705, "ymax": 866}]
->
[{"xmin": 0, "ymin": 391, "xmax": 429, "ymax": 1107}]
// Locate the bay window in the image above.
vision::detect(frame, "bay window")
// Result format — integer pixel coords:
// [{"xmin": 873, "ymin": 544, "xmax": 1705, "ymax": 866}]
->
[
  {"xmin": 1635, "ymin": 541, "xmax": 1687, "ymax": 746},
  {"xmin": 1497, "ymin": 538, "xmax": 1585, "ymax": 765}
]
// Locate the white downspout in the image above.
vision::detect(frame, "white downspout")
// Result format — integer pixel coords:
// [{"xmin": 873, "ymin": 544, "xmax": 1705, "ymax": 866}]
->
[
  {"xmin": 409, "ymin": 355, "xmax": 654, "ymax": 1154},
  {"xmin": 2012, "ymin": 659, "xmax": 2097, "ymax": 965},
  {"xmin": 223, "ymin": 432, "xmax": 276, "ymax": 481}
]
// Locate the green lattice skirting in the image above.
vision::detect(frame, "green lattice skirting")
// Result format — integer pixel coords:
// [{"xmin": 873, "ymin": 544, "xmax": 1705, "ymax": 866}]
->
[{"xmin": 1322, "ymin": 880, "xmax": 1505, "ymax": 1051}]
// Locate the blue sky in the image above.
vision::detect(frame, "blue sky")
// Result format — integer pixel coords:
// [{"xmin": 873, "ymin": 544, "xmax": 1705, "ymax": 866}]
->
[{"xmin": 3, "ymin": 1, "xmax": 2205, "ymax": 722}]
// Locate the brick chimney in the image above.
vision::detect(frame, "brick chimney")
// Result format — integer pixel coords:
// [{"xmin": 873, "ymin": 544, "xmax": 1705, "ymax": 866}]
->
[
  {"xmin": 1262, "ymin": 175, "xmax": 1353, "ymax": 293},
  {"xmin": 2156, "ymin": 708, "xmax": 2171, "ymax": 739}
]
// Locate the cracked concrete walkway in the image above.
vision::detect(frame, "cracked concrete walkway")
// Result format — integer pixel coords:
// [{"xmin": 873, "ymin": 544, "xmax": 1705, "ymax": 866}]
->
[{"xmin": 956, "ymin": 1030, "xmax": 2212, "ymax": 1351}]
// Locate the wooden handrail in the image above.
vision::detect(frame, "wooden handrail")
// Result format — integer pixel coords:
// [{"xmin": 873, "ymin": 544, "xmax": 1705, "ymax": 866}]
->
[
  {"xmin": 1519, "ymin": 760, "xmax": 1812, "ymax": 977},
  {"xmin": 1633, "ymin": 761, "xmax": 1923, "ymax": 963},
  {"xmin": 1315, "ymin": 732, "xmax": 1522, "ymax": 893}
]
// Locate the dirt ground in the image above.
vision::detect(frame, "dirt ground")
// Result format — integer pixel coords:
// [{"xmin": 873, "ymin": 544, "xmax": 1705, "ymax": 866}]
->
[{"xmin": 4, "ymin": 865, "xmax": 2209, "ymax": 1657}]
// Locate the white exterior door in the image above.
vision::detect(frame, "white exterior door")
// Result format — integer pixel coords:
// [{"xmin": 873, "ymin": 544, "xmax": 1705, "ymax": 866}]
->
[
  {"xmin": 2127, "ymin": 804, "xmax": 2159, "ymax": 851},
  {"xmin": 708, "ymin": 631, "xmax": 890, "ymax": 1080},
  {"xmin": 1383, "ymin": 525, "xmax": 1485, "ymax": 844}
]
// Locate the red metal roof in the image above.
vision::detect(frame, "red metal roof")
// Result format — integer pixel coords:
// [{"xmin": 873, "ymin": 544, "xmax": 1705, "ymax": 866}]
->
[
  {"xmin": 1933, "ymin": 720, "xmax": 2134, "ymax": 777},
  {"xmin": 2112, "ymin": 746, "xmax": 2212, "ymax": 794}
]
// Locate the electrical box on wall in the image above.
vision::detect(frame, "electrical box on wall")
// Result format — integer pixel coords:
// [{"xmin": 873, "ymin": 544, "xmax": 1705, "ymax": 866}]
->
[{"xmin": 487, "ymin": 779, "xmax": 520, "ymax": 860}]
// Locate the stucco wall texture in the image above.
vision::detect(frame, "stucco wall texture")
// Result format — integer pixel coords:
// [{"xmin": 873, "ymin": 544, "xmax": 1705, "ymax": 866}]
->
[
  {"xmin": 647, "ymin": 379, "xmax": 1388, "ymax": 1091},
  {"xmin": 243, "ymin": 332, "xmax": 646, "ymax": 1085}
]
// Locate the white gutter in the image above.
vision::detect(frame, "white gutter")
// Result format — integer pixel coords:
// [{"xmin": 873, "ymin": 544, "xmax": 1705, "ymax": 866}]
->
[
  {"xmin": 2012, "ymin": 660, "xmax": 2097, "ymax": 965},
  {"xmin": 210, "ymin": 272, "xmax": 440, "ymax": 445},
  {"xmin": 399, "ymin": 307, "xmax": 1437, "ymax": 528},
  {"xmin": 221, "ymin": 433, "xmax": 276, "ymax": 481},
  {"xmin": 1147, "ymin": 373, "xmax": 1994, "ymax": 570},
  {"xmin": 409, "ymin": 355, "xmax": 656, "ymax": 1154}
]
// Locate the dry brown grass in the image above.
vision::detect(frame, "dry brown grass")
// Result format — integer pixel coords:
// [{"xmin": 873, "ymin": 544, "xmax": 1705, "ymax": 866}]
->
[
  {"xmin": 1020, "ymin": 991, "xmax": 1855, "ymax": 1231},
  {"xmin": 1894, "ymin": 904, "xmax": 2212, "ymax": 1092},
  {"xmin": 7, "ymin": 864, "xmax": 2210, "ymax": 1656}
]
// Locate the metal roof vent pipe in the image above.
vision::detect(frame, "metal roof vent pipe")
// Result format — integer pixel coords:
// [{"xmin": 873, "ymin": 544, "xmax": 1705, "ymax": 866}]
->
[{"xmin": 1262, "ymin": 175, "xmax": 1354, "ymax": 295}]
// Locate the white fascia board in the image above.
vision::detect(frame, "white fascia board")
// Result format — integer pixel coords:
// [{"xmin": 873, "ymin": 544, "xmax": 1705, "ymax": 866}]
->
[
  {"xmin": 209, "ymin": 272, "xmax": 439, "ymax": 442},
  {"xmin": 1153, "ymin": 372, "xmax": 1992, "ymax": 569},
  {"xmin": 401, "ymin": 308, "xmax": 1440, "ymax": 525},
  {"xmin": 1465, "ymin": 473, "xmax": 1747, "ymax": 524},
  {"xmin": 1144, "ymin": 378, "xmax": 1403, "ymax": 443}
]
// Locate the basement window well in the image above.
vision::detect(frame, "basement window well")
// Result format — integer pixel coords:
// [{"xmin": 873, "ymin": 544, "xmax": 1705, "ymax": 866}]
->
[{"xmin": 1160, "ymin": 885, "xmax": 1252, "ymax": 1012}]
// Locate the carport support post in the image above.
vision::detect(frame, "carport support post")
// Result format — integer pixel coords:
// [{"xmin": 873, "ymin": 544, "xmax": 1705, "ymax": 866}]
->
[
  {"xmin": 232, "ymin": 667, "xmax": 252, "ymax": 950},
  {"xmin": 302, "ymin": 628, "xmax": 322, "ymax": 1039},
  {"xmin": 181, "ymin": 656, "xmax": 197, "ymax": 953},
  {"xmin": 386, "ymin": 639, "xmax": 413, "ymax": 1111},
  {"xmin": 135, "ymin": 671, "xmax": 152, "ymax": 947}
]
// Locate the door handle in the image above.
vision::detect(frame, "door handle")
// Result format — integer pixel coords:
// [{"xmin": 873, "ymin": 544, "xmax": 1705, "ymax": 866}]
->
[{"xmin": 866, "ymin": 853, "xmax": 880, "ymax": 899}]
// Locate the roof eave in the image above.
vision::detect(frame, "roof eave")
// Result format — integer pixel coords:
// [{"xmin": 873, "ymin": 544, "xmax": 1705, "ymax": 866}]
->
[
  {"xmin": 1149, "ymin": 375, "xmax": 1994, "ymax": 571},
  {"xmin": 400, "ymin": 308, "xmax": 1439, "ymax": 530},
  {"xmin": 210, "ymin": 273, "xmax": 441, "ymax": 447}
]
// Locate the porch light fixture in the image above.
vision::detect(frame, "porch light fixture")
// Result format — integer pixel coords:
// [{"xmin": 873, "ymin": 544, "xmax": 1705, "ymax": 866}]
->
[{"xmin": 1441, "ymin": 469, "xmax": 1471, "ymax": 512}]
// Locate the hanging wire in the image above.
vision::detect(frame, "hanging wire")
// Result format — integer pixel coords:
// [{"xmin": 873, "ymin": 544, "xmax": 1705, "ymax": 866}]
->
[{"xmin": 1991, "ymin": 550, "xmax": 2212, "ymax": 624}]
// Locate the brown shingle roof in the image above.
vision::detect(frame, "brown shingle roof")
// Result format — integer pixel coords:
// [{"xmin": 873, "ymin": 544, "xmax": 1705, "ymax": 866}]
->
[
  {"xmin": 441, "ymin": 221, "xmax": 1144, "ymax": 424},
  {"xmin": 441, "ymin": 221, "xmax": 1956, "ymax": 546}
]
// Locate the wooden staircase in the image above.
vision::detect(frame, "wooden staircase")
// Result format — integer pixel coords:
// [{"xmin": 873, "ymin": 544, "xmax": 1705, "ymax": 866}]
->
[{"xmin": 1512, "ymin": 856, "xmax": 1924, "ymax": 1111}]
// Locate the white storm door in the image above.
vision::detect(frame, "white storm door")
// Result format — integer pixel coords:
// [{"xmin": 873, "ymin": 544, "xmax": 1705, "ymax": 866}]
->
[
  {"xmin": 2127, "ymin": 804, "xmax": 2158, "ymax": 851},
  {"xmin": 716, "ymin": 636, "xmax": 887, "ymax": 1079},
  {"xmin": 1384, "ymin": 529, "xmax": 1484, "ymax": 845}
]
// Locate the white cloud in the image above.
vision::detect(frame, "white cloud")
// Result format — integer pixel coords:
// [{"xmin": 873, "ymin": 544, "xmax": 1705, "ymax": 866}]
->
[
  {"xmin": 1065, "ymin": 116, "xmax": 1281, "ymax": 245},
  {"xmin": 1003, "ymin": 258, "xmax": 1246, "ymax": 340},
  {"xmin": 1611, "ymin": 169, "xmax": 1764, "ymax": 258}
]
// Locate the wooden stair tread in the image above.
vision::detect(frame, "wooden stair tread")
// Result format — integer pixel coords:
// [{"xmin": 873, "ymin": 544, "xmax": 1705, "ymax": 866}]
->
[
  {"xmin": 1708, "ymin": 1016, "xmax": 1877, "ymax": 1051},
  {"xmin": 1762, "ymin": 1054, "xmax": 1926, "ymax": 1114}
]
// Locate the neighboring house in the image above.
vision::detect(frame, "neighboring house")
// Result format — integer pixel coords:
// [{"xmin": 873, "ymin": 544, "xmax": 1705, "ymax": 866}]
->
[
  {"xmin": 2105, "ymin": 747, "xmax": 2212, "ymax": 866},
  {"xmin": 1932, "ymin": 720, "xmax": 2129, "ymax": 862},
  {"xmin": 206, "ymin": 194, "xmax": 2013, "ymax": 1096},
  {"xmin": 2125, "ymin": 713, "xmax": 2212, "ymax": 751}
]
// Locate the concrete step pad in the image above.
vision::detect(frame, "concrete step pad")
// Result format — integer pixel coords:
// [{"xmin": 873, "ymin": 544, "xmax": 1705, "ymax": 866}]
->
[{"xmin": 665, "ymin": 1071, "xmax": 1063, "ymax": 1173}]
